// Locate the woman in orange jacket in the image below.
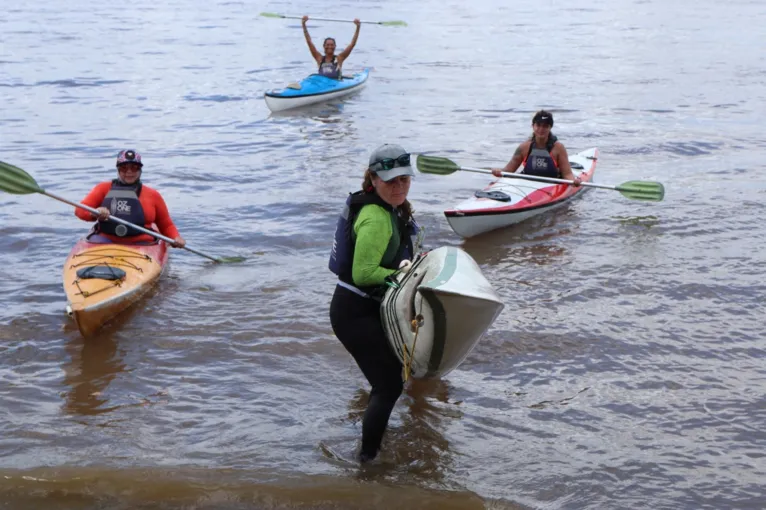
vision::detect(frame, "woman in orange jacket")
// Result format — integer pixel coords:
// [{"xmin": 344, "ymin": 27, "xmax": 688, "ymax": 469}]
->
[{"xmin": 75, "ymin": 149, "xmax": 186, "ymax": 247}]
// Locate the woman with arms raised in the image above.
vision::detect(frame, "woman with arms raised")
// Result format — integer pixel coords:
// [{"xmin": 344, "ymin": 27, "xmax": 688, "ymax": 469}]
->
[{"xmin": 302, "ymin": 15, "xmax": 361, "ymax": 79}]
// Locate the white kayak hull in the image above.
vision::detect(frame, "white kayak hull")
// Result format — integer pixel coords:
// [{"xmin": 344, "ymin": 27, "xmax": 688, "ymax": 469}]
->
[
  {"xmin": 445, "ymin": 147, "xmax": 599, "ymax": 238},
  {"xmin": 381, "ymin": 246, "xmax": 504, "ymax": 379}
]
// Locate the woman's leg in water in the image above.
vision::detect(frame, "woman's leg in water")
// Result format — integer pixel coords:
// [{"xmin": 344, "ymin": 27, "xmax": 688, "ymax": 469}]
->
[{"xmin": 330, "ymin": 286, "xmax": 404, "ymax": 461}]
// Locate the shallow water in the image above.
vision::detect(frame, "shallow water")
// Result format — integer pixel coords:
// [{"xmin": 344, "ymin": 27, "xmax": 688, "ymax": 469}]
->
[{"xmin": 1, "ymin": 0, "xmax": 766, "ymax": 508}]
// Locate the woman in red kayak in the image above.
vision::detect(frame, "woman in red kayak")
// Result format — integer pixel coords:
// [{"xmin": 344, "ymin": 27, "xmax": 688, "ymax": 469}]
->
[
  {"xmin": 301, "ymin": 15, "xmax": 361, "ymax": 79},
  {"xmin": 492, "ymin": 110, "xmax": 582, "ymax": 185},
  {"xmin": 75, "ymin": 150, "xmax": 186, "ymax": 247}
]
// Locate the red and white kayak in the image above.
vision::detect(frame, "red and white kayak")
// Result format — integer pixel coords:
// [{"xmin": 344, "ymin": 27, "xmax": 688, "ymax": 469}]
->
[{"xmin": 444, "ymin": 147, "xmax": 599, "ymax": 238}]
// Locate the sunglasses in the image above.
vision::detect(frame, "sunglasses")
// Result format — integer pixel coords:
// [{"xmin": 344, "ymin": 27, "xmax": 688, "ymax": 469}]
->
[{"xmin": 370, "ymin": 153, "xmax": 411, "ymax": 171}]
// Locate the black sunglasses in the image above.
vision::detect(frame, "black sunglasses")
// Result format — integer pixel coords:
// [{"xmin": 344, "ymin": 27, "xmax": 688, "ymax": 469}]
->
[{"xmin": 370, "ymin": 153, "xmax": 411, "ymax": 171}]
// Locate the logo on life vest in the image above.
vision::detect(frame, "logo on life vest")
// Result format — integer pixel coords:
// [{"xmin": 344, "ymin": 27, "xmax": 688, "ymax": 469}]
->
[
  {"xmin": 110, "ymin": 198, "xmax": 131, "ymax": 215},
  {"xmin": 534, "ymin": 157, "xmax": 548, "ymax": 169}
]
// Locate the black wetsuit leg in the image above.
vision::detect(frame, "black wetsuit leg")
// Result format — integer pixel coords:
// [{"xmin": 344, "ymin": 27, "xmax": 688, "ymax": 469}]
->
[{"xmin": 330, "ymin": 285, "xmax": 404, "ymax": 460}]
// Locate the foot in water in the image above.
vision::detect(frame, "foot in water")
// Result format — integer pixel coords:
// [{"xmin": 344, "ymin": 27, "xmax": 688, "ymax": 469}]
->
[{"xmin": 358, "ymin": 450, "xmax": 377, "ymax": 464}]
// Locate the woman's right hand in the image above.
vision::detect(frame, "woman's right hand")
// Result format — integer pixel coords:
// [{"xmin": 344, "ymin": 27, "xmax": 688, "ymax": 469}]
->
[
  {"xmin": 302, "ymin": 15, "xmax": 308, "ymax": 25},
  {"xmin": 491, "ymin": 168, "xmax": 504, "ymax": 178},
  {"xmin": 94, "ymin": 207, "xmax": 110, "ymax": 221}
]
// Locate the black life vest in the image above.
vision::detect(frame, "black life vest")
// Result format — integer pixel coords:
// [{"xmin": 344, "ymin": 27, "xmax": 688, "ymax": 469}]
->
[
  {"xmin": 318, "ymin": 56, "xmax": 341, "ymax": 79},
  {"xmin": 329, "ymin": 190, "xmax": 419, "ymax": 296},
  {"xmin": 521, "ymin": 134, "xmax": 560, "ymax": 178},
  {"xmin": 96, "ymin": 179, "xmax": 146, "ymax": 237}
]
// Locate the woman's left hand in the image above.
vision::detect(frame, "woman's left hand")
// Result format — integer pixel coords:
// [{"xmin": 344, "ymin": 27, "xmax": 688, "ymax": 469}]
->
[
  {"xmin": 172, "ymin": 236, "xmax": 186, "ymax": 248},
  {"xmin": 573, "ymin": 176, "xmax": 582, "ymax": 187},
  {"xmin": 353, "ymin": 18, "xmax": 361, "ymax": 27}
]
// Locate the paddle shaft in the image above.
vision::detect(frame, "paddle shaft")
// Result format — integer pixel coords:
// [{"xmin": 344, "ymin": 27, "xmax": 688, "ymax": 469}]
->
[
  {"xmin": 274, "ymin": 14, "xmax": 387, "ymax": 24},
  {"xmin": 42, "ymin": 190, "xmax": 220, "ymax": 263},
  {"xmin": 457, "ymin": 165, "xmax": 617, "ymax": 191}
]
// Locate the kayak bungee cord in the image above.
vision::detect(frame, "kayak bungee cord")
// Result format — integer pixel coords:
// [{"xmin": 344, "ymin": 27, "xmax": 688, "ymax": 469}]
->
[
  {"xmin": 69, "ymin": 247, "xmax": 152, "ymax": 272},
  {"xmin": 72, "ymin": 273, "xmax": 122, "ymax": 299},
  {"xmin": 68, "ymin": 248, "xmax": 154, "ymax": 298},
  {"xmin": 402, "ymin": 313, "xmax": 425, "ymax": 383}
]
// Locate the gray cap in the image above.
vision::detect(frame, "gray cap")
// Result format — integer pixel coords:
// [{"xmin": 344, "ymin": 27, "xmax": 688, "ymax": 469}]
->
[{"xmin": 368, "ymin": 143, "xmax": 414, "ymax": 182}]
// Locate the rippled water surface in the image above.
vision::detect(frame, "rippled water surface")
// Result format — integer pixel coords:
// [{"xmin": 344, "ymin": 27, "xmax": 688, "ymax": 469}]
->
[{"xmin": 2, "ymin": 0, "xmax": 766, "ymax": 508}]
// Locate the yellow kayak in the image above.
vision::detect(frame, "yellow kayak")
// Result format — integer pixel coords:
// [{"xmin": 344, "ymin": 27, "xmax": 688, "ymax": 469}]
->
[{"xmin": 62, "ymin": 238, "xmax": 169, "ymax": 337}]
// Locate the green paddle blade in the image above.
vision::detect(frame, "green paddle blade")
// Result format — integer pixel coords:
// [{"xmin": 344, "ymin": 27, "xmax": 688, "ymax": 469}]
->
[
  {"xmin": 415, "ymin": 155, "xmax": 460, "ymax": 175},
  {"xmin": 259, "ymin": 12, "xmax": 284, "ymax": 18},
  {"xmin": 379, "ymin": 20, "xmax": 407, "ymax": 26},
  {"xmin": 615, "ymin": 181, "xmax": 665, "ymax": 202},
  {"xmin": 217, "ymin": 256, "xmax": 247, "ymax": 264},
  {"xmin": 0, "ymin": 161, "xmax": 44, "ymax": 195}
]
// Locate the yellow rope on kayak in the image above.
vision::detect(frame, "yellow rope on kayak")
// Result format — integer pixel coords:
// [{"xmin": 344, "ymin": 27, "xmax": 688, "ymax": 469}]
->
[
  {"xmin": 68, "ymin": 249, "xmax": 148, "ymax": 297},
  {"xmin": 70, "ymin": 248, "xmax": 151, "ymax": 272},
  {"xmin": 402, "ymin": 313, "xmax": 424, "ymax": 383},
  {"xmin": 73, "ymin": 277, "xmax": 123, "ymax": 298}
]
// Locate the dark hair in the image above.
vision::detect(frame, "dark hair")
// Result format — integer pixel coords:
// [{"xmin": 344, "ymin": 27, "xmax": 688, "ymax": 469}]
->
[
  {"xmin": 323, "ymin": 37, "xmax": 336, "ymax": 46},
  {"xmin": 362, "ymin": 169, "xmax": 414, "ymax": 222},
  {"xmin": 530, "ymin": 110, "xmax": 556, "ymax": 145}
]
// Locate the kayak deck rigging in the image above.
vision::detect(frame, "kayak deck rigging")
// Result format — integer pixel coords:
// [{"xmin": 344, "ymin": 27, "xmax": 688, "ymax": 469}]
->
[{"xmin": 67, "ymin": 248, "xmax": 154, "ymax": 298}]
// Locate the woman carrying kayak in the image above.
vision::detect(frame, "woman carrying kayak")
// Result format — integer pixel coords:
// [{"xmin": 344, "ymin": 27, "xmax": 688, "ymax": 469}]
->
[
  {"xmin": 492, "ymin": 110, "xmax": 582, "ymax": 186},
  {"xmin": 75, "ymin": 150, "xmax": 186, "ymax": 247},
  {"xmin": 302, "ymin": 15, "xmax": 361, "ymax": 79},
  {"xmin": 328, "ymin": 143, "xmax": 420, "ymax": 463}
]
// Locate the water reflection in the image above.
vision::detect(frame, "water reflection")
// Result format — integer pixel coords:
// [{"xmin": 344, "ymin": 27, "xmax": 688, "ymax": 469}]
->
[
  {"xmin": 61, "ymin": 332, "xmax": 125, "ymax": 416},
  {"xmin": 268, "ymin": 102, "xmax": 346, "ymax": 119},
  {"xmin": 613, "ymin": 215, "xmax": 661, "ymax": 228},
  {"xmin": 459, "ymin": 211, "xmax": 575, "ymax": 265},
  {"xmin": 267, "ymin": 101, "xmax": 360, "ymax": 147},
  {"xmin": 464, "ymin": 236, "xmax": 569, "ymax": 267}
]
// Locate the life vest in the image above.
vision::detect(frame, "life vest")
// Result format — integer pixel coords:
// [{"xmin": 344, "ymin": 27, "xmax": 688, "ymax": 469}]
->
[
  {"xmin": 521, "ymin": 134, "xmax": 560, "ymax": 178},
  {"xmin": 329, "ymin": 190, "xmax": 420, "ymax": 297},
  {"xmin": 96, "ymin": 179, "xmax": 146, "ymax": 237},
  {"xmin": 318, "ymin": 56, "xmax": 341, "ymax": 79}
]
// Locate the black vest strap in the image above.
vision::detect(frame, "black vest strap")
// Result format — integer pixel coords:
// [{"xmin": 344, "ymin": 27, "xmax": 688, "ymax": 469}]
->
[
  {"xmin": 342, "ymin": 191, "xmax": 414, "ymax": 297},
  {"xmin": 526, "ymin": 134, "xmax": 558, "ymax": 159}
]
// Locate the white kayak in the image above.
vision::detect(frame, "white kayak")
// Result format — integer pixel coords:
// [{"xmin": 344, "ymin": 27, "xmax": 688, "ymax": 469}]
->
[
  {"xmin": 264, "ymin": 69, "xmax": 369, "ymax": 112},
  {"xmin": 381, "ymin": 246, "xmax": 504, "ymax": 380},
  {"xmin": 445, "ymin": 147, "xmax": 599, "ymax": 238}
]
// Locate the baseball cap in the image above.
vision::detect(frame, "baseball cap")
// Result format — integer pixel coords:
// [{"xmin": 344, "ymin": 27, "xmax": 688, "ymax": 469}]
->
[
  {"xmin": 532, "ymin": 111, "xmax": 554, "ymax": 127},
  {"xmin": 116, "ymin": 149, "xmax": 143, "ymax": 168},
  {"xmin": 368, "ymin": 144, "xmax": 414, "ymax": 182}
]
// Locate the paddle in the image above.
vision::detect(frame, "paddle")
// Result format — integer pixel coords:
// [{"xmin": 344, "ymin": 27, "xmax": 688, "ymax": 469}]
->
[
  {"xmin": 416, "ymin": 155, "xmax": 665, "ymax": 202},
  {"xmin": 0, "ymin": 160, "xmax": 245, "ymax": 263},
  {"xmin": 259, "ymin": 12, "xmax": 408, "ymax": 26}
]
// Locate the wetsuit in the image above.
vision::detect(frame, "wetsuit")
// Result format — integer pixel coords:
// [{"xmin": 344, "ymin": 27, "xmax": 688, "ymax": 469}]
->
[
  {"xmin": 75, "ymin": 180, "xmax": 180, "ymax": 244},
  {"xmin": 329, "ymin": 194, "xmax": 415, "ymax": 461}
]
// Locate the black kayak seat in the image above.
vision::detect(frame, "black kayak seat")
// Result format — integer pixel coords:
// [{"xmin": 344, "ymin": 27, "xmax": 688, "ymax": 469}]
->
[
  {"xmin": 475, "ymin": 190, "xmax": 511, "ymax": 202},
  {"xmin": 76, "ymin": 265, "xmax": 127, "ymax": 281}
]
